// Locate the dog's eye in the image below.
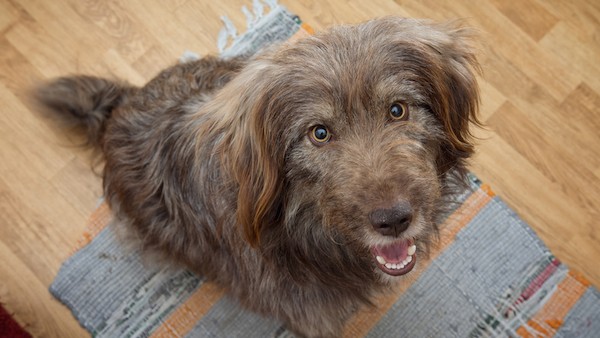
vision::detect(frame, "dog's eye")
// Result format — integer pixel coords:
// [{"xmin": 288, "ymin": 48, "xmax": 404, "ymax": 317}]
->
[
  {"xmin": 309, "ymin": 125, "xmax": 331, "ymax": 145},
  {"xmin": 389, "ymin": 102, "xmax": 409, "ymax": 121}
]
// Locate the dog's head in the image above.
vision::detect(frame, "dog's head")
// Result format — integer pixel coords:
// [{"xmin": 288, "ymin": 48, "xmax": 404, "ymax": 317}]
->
[{"xmin": 221, "ymin": 17, "xmax": 480, "ymax": 283}]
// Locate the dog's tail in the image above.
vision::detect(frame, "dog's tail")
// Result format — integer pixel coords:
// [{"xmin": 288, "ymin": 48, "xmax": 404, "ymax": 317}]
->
[{"xmin": 35, "ymin": 76, "xmax": 136, "ymax": 148}]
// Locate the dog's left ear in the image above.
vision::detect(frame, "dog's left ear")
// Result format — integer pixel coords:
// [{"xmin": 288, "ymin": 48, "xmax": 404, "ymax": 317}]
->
[
  {"xmin": 406, "ymin": 19, "xmax": 482, "ymax": 173},
  {"xmin": 437, "ymin": 23, "xmax": 481, "ymax": 167}
]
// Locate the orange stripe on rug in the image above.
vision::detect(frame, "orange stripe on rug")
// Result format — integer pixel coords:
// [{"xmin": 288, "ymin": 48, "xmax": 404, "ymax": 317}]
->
[
  {"xmin": 342, "ymin": 189, "xmax": 493, "ymax": 337},
  {"xmin": 70, "ymin": 201, "xmax": 112, "ymax": 255},
  {"xmin": 287, "ymin": 25, "xmax": 312, "ymax": 44},
  {"xmin": 300, "ymin": 23, "xmax": 314, "ymax": 35},
  {"xmin": 516, "ymin": 271, "xmax": 590, "ymax": 337},
  {"xmin": 150, "ymin": 282, "xmax": 226, "ymax": 338}
]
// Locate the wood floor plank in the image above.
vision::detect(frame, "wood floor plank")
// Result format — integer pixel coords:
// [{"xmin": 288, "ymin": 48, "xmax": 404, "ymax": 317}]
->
[
  {"xmin": 346, "ymin": 0, "xmax": 412, "ymax": 20},
  {"xmin": 50, "ymin": 155, "xmax": 102, "ymax": 217},
  {"xmin": 539, "ymin": 0, "xmax": 600, "ymax": 41},
  {"xmin": 0, "ymin": 240, "xmax": 87, "ymax": 338},
  {"xmin": 509, "ymin": 86, "xmax": 600, "ymax": 170},
  {"xmin": 0, "ymin": 37, "xmax": 45, "ymax": 96},
  {"xmin": 5, "ymin": 22, "xmax": 82, "ymax": 79},
  {"xmin": 400, "ymin": 0, "xmax": 581, "ymax": 101},
  {"xmin": 489, "ymin": 101, "xmax": 600, "ymax": 214},
  {"xmin": 127, "ymin": 0, "xmax": 222, "ymax": 56},
  {"xmin": 540, "ymin": 22, "xmax": 600, "ymax": 94},
  {"xmin": 0, "ymin": 0, "xmax": 19, "ymax": 33},
  {"xmin": 0, "ymin": 82, "xmax": 74, "ymax": 181},
  {"xmin": 488, "ymin": 0, "xmax": 559, "ymax": 41},
  {"xmin": 476, "ymin": 76, "xmax": 506, "ymax": 121},
  {"xmin": 70, "ymin": 0, "xmax": 152, "ymax": 64},
  {"xmin": 0, "ymin": 187, "xmax": 73, "ymax": 284}
]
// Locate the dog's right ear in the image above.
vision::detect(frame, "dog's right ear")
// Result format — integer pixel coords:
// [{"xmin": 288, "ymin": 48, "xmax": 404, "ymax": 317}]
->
[{"xmin": 219, "ymin": 61, "xmax": 286, "ymax": 247}]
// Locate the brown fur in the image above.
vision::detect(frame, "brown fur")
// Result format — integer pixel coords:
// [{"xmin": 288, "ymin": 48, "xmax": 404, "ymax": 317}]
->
[{"xmin": 36, "ymin": 17, "xmax": 480, "ymax": 337}]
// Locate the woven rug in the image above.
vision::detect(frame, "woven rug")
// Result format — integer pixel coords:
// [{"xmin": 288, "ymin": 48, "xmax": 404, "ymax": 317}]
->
[{"xmin": 50, "ymin": 3, "xmax": 600, "ymax": 337}]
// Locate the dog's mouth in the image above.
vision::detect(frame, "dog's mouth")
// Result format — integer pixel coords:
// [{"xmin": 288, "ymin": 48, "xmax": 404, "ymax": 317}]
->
[{"xmin": 371, "ymin": 239, "xmax": 417, "ymax": 276}]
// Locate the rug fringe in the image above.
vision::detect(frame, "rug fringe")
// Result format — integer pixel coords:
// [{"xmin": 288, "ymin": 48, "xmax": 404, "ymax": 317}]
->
[{"xmin": 217, "ymin": 0, "xmax": 281, "ymax": 53}]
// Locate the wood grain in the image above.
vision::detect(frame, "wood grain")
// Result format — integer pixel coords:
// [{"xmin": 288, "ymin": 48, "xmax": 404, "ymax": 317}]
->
[{"xmin": 0, "ymin": 0, "xmax": 598, "ymax": 336}]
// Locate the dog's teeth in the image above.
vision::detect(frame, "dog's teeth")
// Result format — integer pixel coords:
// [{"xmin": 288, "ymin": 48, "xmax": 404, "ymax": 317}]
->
[
  {"xmin": 408, "ymin": 244, "xmax": 417, "ymax": 256},
  {"xmin": 382, "ymin": 256, "xmax": 414, "ymax": 270}
]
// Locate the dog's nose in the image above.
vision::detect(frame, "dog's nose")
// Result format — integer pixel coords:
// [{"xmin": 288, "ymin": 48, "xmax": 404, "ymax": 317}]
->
[{"xmin": 369, "ymin": 201, "xmax": 413, "ymax": 237}]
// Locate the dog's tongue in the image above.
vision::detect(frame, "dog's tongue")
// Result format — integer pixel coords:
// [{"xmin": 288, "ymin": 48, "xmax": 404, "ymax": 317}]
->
[
  {"xmin": 372, "ymin": 240, "xmax": 410, "ymax": 263},
  {"xmin": 371, "ymin": 239, "xmax": 416, "ymax": 276}
]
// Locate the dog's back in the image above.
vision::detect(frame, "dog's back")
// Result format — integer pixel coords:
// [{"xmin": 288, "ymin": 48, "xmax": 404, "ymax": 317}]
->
[{"xmin": 35, "ymin": 55, "xmax": 248, "ymax": 265}]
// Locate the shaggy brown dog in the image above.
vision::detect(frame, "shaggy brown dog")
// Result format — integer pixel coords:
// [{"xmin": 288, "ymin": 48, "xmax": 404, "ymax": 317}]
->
[{"xmin": 37, "ymin": 17, "xmax": 480, "ymax": 337}]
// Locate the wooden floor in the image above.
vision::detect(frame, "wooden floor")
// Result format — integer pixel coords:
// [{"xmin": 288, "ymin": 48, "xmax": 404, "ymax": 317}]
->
[{"xmin": 0, "ymin": 0, "xmax": 598, "ymax": 336}]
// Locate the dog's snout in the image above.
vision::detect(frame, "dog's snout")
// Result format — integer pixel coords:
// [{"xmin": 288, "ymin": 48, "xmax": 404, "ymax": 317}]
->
[{"xmin": 369, "ymin": 201, "xmax": 413, "ymax": 237}]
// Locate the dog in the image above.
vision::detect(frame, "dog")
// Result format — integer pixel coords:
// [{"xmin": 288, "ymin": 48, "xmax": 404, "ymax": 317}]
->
[{"xmin": 36, "ymin": 17, "xmax": 480, "ymax": 337}]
